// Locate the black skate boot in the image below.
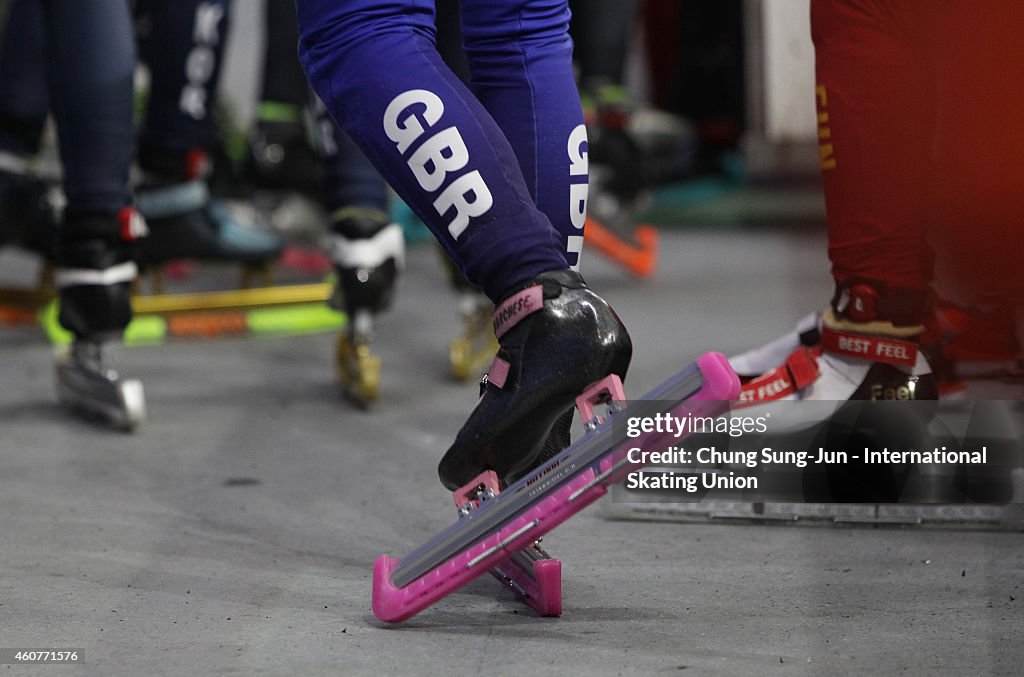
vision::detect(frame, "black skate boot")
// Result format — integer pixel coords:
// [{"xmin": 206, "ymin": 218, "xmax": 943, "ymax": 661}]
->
[
  {"xmin": 134, "ymin": 148, "xmax": 284, "ymax": 284},
  {"xmin": 54, "ymin": 209, "xmax": 147, "ymax": 430},
  {"xmin": 243, "ymin": 116, "xmax": 328, "ymax": 245},
  {"xmin": 244, "ymin": 116, "xmax": 322, "ymax": 196},
  {"xmin": 438, "ymin": 269, "xmax": 632, "ymax": 490},
  {"xmin": 327, "ymin": 207, "xmax": 404, "ymax": 406}
]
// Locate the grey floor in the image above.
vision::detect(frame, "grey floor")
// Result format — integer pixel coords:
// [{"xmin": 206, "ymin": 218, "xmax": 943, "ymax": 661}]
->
[{"xmin": 1, "ymin": 227, "xmax": 1021, "ymax": 676}]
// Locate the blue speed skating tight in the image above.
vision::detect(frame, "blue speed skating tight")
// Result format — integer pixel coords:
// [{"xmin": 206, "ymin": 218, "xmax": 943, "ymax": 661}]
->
[{"xmin": 296, "ymin": 0, "xmax": 588, "ymax": 302}]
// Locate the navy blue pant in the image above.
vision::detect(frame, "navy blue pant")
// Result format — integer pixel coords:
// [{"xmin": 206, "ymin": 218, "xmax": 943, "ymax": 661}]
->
[
  {"xmin": 296, "ymin": 0, "xmax": 587, "ymax": 301},
  {"xmin": 0, "ymin": 0, "xmax": 135, "ymax": 219},
  {"xmin": 135, "ymin": 0, "xmax": 230, "ymax": 175},
  {"xmin": 570, "ymin": 0, "xmax": 638, "ymax": 86},
  {"xmin": 0, "ymin": 0, "xmax": 227, "ymax": 211},
  {"xmin": 259, "ymin": 0, "xmax": 388, "ymax": 214},
  {"xmin": 0, "ymin": 0, "xmax": 48, "ymax": 157}
]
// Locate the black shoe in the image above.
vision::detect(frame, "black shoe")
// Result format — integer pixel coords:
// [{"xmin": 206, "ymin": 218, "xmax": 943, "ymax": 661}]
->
[
  {"xmin": 438, "ymin": 269, "xmax": 632, "ymax": 490},
  {"xmin": 55, "ymin": 210, "xmax": 140, "ymax": 341},
  {"xmin": 326, "ymin": 207, "xmax": 404, "ymax": 317},
  {"xmin": 135, "ymin": 182, "xmax": 284, "ymax": 266}
]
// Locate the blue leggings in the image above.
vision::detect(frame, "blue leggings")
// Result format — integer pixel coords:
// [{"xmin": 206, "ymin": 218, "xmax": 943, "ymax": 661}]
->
[{"xmin": 296, "ymin": 0, "xmax": 588, "ymax": 301}]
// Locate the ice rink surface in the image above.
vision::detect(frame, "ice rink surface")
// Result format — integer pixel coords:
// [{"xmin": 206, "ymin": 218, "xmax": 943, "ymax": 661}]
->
[{"xmin": 1, "ymin": 227, "xmax": 1021, "ymax": 675}]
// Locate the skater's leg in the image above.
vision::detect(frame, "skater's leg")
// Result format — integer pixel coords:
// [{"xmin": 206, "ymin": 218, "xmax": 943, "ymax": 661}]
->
[
  {"xmin": 735, "ymin": 0, "xmax": 939, "ymax": 405},
  {"xmin": 42, "ymin": 0, "xmax": 134, "ymax": 222},
  {"xmin": 296, "ymin": 0, "xmax": 631, "ymax": 488},
  {"xmin": 0, "ymin": 0, "xmax": 48, "ymax": 158},
  {"xmin": 251, "ymin": 0, "xmax": 400, "ymax": 404},
  {"xmin": 296, "ymin": 0, "xmax": 568, "ymax": 303},
  {"xmin": 569, "ymin": 0, "xmax": 639, "ymax": 88},
  {"xmin": 811, "ymin": 0, "xmax": 937, "ymax": 396},
  {"xmin": 247, "ymin": 0, "xmax": 322, "ymax": 193},
  {"xmin": 0, "ymin": 0, "xmax": 56, "ymax": 251},
  {"xmin": 814, "ymin": 0, "xmax": 935, "ymax": 321},
  {"xmin": 135, "ymin": 0, "xmax": 230, "ymax": 172},
  {"xmin": 134, "ymin": 0, "xmax": 282, "ymax": 265},
  {"xmin": 461, "ymin": 0, "xmax": 588, "ymax": 269},
  {"xmin": 42, "ymin": 0, "xmax": 145, "ymax": 428},
  {"xmin": 43, "ymin": 0, "xmax": 135, "ymax": 334},
  {"xmin": 318, "ymin": 111, "xmax": 390, "ymax": 217},
  {"xmin": 316, "ymin": 100, "xmax": 404, "ymax": 405},
  {"xmin": 316, "ymin": 104, "xmax": 402, "ymax": 318}
]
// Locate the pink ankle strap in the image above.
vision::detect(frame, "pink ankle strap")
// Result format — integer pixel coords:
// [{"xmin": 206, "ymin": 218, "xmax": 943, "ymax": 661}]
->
[
  {"xmin": 492, "ymin": 285, "xmax": 544, "ymax": 339},
  {"xmin": 821, "ymin": 326, "xmax": 918, "ymax": 366}
]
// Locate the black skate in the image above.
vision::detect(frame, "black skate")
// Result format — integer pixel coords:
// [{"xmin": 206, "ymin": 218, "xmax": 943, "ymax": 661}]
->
[
  {"xmin": 327, "ymin": 207, "xmax": 404, "ymax": 406},
  {"xmin": 53, "ymin": 210, "xmax": 146, "ymax": 430},
  {"xmin": 244, "ymin": 118, "xmax": 322, "ymax": 197},
  {"xmin": 437, "ymin": 269, "xmax": 632, "ymax": 490},
  {"xmin": 243, "ymin": 118, "xmax": 329, "ymax": 246},
  {"xmin": 134, "ymin": 149, "xmax": 284, "ymax": 288}
]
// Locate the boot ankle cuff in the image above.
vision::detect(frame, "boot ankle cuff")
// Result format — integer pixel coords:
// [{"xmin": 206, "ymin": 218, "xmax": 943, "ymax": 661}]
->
[
  {"xmin": 493, "ymin": 285, "xmax": 544, "ymax": 339},
  {"xmin": 830, "ymin": 280, "xmax": 932, "ymax": 326},
  {"xmin": 821, "ymin": 309, "xmax": 921, "ymax": 366}
]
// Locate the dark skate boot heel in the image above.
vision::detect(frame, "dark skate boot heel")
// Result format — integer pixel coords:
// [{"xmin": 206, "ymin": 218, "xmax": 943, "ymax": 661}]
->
[{"xmin": 437, "ymin": 269, "xmax": 632, "ymax": 490}]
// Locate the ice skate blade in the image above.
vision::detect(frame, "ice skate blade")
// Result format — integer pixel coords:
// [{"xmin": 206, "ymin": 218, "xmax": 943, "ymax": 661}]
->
[
  {"xmin": 55, "ymin": 357, "xmax": 146, "ymax": 431},
  {"xmin": 336, "ymin": 334, "xmax": 381, "ymax": 406},
  {"xmin": 452, "ymin": 471, "xmax": 562, "ymax": 616},
  {"xmin": 371, "ymin": 353, "xmax": 740, "ymax": 622},
  {"xmin": 489, "ymin": 542, "xmax": 562, "ymax": 617}
]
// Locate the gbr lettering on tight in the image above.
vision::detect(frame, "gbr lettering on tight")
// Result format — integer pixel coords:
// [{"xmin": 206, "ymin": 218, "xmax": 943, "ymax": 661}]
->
[
  {"xmin": 383, "ymin": 89, "xmax": 493, "ymax": 239},
  {"xmin": 566, "ymin": 124, "xmax": 588, "ymax": 271}
]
